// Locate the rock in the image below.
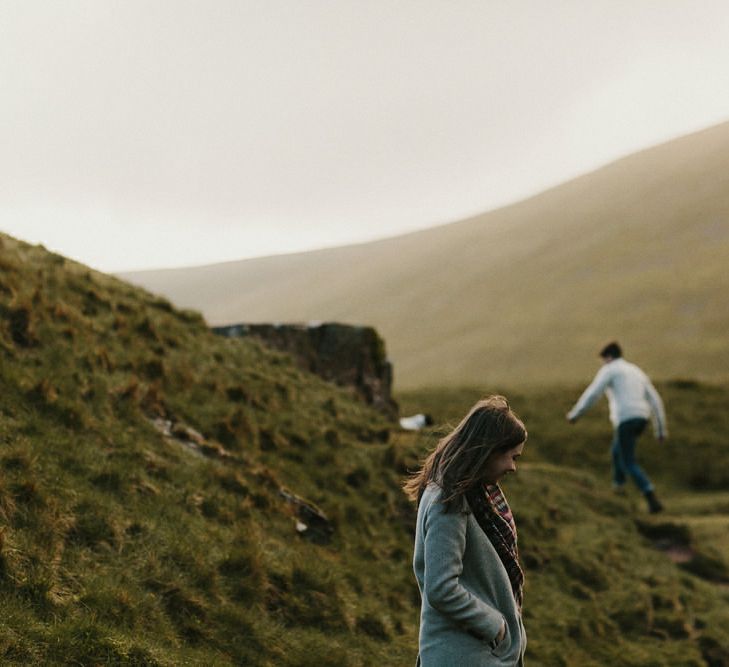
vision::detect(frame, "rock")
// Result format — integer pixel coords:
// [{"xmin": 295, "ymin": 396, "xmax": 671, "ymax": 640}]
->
[
  {"xmin": 149, "ymin": 416, "xmax": 234, "ymax": 460},
  {"xmin": 399, "ymin": 413, "xmax": 434, "ymax": 431},
  {"xmin": 279, "ymin": 487, "xmax": 334, "ymax": 544},
  {"xmin": 213, "ymin": 322, "xmax": 398, "ymax": 419}
]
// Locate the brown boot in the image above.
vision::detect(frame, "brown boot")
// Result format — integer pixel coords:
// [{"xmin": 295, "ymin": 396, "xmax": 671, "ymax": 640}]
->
[{"xmin": 645, "ymin": 490, "xmax": 663, "ymax": 514}]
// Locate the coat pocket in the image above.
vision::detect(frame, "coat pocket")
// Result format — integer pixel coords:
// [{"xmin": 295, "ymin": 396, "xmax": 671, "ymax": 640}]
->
[{"xmin": 491, "ymin": 621, "xmax": 511, "ymax": 658}]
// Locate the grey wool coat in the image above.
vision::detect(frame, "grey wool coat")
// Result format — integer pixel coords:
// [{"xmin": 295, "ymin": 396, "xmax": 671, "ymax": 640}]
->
[{"xmin": 413, "ymin": 484, "xmax": 526, "ymax": 666}]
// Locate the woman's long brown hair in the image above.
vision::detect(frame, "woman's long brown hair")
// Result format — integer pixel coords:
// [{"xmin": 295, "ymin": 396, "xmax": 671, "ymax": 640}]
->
[{"xmin": 403, "ymin": 395, "xmax": 526, "ymax": 511}]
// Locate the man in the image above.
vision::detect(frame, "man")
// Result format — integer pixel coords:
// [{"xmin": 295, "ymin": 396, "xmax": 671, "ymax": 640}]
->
[{"xmin": 566, "ymin": 341, "xmax": 667, "ymax": 513}]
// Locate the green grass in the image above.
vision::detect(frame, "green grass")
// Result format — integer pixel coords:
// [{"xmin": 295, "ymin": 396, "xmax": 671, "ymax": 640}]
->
[
  {"xmin": 0, "ymin": 234, "xmax": 414, "ymax": 665},
  {"xmin": 2, "ymin": 232, "xmax": 729, "ymax": 665},
  {"xmin": 397, "ymin": 384, "xmax": 729, "ymax": 666}
]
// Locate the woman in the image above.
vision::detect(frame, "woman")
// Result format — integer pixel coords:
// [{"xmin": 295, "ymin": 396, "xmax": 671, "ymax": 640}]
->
[{"xmin": 404, "ymin": 396, "xmax": 527, "ymax": 666}]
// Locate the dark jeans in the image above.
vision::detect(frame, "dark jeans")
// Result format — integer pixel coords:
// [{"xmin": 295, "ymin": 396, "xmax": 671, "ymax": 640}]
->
[{"xmin": 611, "ymin": 418, "xmax": 653, "ymax": 494}]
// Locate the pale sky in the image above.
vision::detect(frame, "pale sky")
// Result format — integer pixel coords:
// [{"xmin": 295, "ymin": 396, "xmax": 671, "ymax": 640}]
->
[{"xmin": 2, "ymin": 0, "xmax": 729, "ymax": 272}]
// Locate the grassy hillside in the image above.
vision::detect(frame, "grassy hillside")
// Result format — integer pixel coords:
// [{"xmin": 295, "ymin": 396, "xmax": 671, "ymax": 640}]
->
[
  {"xmin": 2, "ymin": 232, "xmax": 729, "ymax": 665},
  {"xmin": 123, "ymin": 121, "xmax": 729, "ymax": 389},
  {"xmin": 398, "ymin": 384, "xmax": 729, "ymax": 666},
  {"xmin": 0, "ymin": 233, "xmax": 412, "ymax": 665}
]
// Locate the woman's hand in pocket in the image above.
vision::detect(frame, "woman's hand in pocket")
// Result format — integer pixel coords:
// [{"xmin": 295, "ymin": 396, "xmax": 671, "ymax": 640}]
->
[{"xmin": 490, "ymin": 621, "xmax": 506, "ymax": 649}]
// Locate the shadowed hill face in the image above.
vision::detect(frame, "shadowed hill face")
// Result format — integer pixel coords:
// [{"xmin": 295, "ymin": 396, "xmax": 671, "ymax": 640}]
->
[{"xmin": 123, "ymin": 121, "xmax": 729, "ymax": 389}]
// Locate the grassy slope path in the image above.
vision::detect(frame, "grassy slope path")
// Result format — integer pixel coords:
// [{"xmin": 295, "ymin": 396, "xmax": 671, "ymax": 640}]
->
[{"xmin": 397, "ymin": 383, "xmax": 729, "ymax": 666}]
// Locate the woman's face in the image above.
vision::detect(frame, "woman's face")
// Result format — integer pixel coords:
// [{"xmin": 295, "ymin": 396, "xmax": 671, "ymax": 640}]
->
[{"xmin": 481, "ymin": 441, "xmax": 525, "ymax": 484}]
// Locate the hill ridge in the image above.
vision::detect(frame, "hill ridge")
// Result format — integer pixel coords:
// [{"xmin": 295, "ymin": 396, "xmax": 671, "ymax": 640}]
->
[{"xmin": 122, "ymin": 121, "xmax": 729, "ymax": 389}]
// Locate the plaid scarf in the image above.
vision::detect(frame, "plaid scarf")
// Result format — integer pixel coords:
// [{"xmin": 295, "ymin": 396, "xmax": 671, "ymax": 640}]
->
[{"xmin": 465, "ymin": 483, "xmax": 524, "ymax": 609}]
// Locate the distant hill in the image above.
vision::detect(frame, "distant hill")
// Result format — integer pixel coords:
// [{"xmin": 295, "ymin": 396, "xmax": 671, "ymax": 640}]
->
[
  {"xmin": 2, "ymin": 232, "xmax": 729, "ymax": 664},
  {"xmin": 123, "ymin": 122, "xmax": 729, "ymax": 389}
]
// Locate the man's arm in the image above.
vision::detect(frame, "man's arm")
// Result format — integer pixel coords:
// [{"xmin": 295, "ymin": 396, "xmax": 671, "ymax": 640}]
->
[
  {"xmin": 644, "ymin": 380, "xmax": 668, "ymax": 440},
  {"xmin": 567, "ymin": 365, "xmax": 611, "ymax": 422}
]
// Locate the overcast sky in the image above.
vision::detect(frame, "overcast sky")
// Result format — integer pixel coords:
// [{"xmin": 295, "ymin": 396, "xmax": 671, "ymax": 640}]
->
[{"xmin": 2, "ymin": 1, "xmax": 729, "ymax": 272}]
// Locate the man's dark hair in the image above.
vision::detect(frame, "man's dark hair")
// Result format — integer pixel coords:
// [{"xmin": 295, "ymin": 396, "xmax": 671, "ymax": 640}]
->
[{"xmin": 599, "ymin": 341, "xmax": 622, "ymax": 359}]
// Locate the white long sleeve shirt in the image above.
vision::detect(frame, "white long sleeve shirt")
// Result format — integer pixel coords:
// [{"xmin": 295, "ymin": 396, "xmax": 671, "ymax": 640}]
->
[{"xmin": 567, "ymin": 358, "xmax": 668, "ymax": 438}]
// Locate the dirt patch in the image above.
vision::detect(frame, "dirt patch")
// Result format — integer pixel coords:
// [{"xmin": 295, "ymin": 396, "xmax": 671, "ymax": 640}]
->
[{"xmin": 661, "ymin": 543, "xmax": 695, "ymax": 564}]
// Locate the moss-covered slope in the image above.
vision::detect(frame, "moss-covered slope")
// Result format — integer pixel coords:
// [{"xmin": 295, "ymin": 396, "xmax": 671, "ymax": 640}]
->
[{"xmin": 0, "ymin": 234, "xmax": 412, "ymax": 665}]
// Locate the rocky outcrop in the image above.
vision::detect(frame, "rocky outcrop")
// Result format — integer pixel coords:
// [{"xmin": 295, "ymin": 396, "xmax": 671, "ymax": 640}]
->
[
  {"xmin": 213, "ymin": 322, "xmax": 398, "ymax": 419},
  {"xmin": 279, "ymin": 488, "xmax": 335, "ymax": 545}
]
